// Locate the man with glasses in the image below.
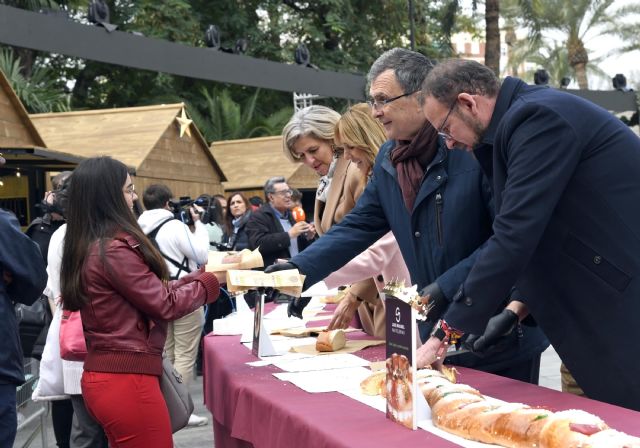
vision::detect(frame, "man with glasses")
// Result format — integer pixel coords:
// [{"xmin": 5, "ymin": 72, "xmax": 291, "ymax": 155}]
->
[
  {"xmin": 246, "ymin": 176, "xmax": 315, "ymax": 268},
  {"xmin": 267, "ymin": 48, "xmax": 549, "ymax": 385},
  {"xmin": 419, "ymin": 58, "xmax": 640, "ymax": 411}
]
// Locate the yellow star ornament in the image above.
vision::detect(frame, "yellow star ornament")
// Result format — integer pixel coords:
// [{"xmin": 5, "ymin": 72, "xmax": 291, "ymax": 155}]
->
[{"xmin": 175, "ymin": 107, "xmax": 192, "ymax": 138}]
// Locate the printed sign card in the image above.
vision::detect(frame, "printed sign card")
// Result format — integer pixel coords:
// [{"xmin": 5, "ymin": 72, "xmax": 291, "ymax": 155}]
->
[
  {"xmin": 251, "ymin": 291, "xmax": 277, "ymax": 357},
  {"xmin": 383, "ymin": 283, "xmax": 429, "ymax": 430}
]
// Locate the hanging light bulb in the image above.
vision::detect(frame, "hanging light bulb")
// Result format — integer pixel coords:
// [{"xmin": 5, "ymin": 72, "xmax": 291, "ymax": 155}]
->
[
  {"xmin": 16, "ymin": 168, "xmax": 21, "ymax": 178},
  {"xmin": 0, "ymin": 180, "xmax": 4, "ymax": 187}
]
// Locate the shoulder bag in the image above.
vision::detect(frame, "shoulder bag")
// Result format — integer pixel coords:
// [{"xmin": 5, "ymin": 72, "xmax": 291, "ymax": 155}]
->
[{"xmin": 160, "ymin": 356, "xmax": 194, "ymax": 433}]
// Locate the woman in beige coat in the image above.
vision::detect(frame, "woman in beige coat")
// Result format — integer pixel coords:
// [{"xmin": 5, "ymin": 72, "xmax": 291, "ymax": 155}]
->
[{"xmin": 282, "ymin": 105, "xmax": 384, "ymax": 337}]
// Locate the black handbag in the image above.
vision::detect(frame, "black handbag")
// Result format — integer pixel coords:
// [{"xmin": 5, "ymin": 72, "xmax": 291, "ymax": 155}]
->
[{"xmin": 15, "ymin": 295, "xmax": 52, "ymax": 360}]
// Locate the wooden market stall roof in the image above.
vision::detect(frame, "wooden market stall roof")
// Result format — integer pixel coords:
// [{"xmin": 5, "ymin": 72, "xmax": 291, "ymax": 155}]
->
[
  {"xmin": 1, "ymin": 69, "xmax": 83, "ymax": 169},
  {"xmin": 0, "ymin": 69, "xmax": 46, "ymax": 149},
  {"xmin": 30, "ymin": 103, "xmax": 224, "ymax": 178},
  {"xmin": 211, "ymin": 135, "xmax": 317, "ymax": 192}
]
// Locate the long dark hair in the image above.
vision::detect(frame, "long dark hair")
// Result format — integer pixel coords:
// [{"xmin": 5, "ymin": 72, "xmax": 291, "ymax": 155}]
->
[
  {"xmin": 60, "ymin": 156, "xmax": 169, "ymax": 311},
  {"xmin": 224, "ymin": 192, "xmax": 250, "ymax": 236}
]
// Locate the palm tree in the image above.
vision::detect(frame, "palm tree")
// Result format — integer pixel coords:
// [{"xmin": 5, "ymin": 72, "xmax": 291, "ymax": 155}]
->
[
  {"xmin": 504, "ymin": 0, "xmax": 638, "ymax": 89},
  {"xmin": 506, "ymin": 37, "xmax": 607, "ymax": 87},
  {"xmin": 187, "ymin": 87, "xmax": 293, "ymax": 142},
  {"xmin": 485, "ymin": 0, "xmax": 501, "ymax": 75},
  {"xmin": 610, "ymin": 3, "xmax": 640, "ymax": 54},
  {"xmin": 0, "ymin": 47, "xmax": 70, "ymax": 113}
]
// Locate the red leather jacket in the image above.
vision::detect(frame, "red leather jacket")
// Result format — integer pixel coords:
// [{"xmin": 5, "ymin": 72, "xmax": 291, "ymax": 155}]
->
[{"xmin": 80, "ymin": 233, "xmax": 219, "ymax": 376}]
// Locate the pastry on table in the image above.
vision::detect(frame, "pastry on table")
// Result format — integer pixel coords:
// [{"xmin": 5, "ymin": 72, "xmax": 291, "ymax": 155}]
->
[
  {"xmin": 315, "ymin": 329, "xmax": 346, "ymax": 352},
  {"xmin": 360, "ymin": 371, "xmax": 386, "ymax": 396}
]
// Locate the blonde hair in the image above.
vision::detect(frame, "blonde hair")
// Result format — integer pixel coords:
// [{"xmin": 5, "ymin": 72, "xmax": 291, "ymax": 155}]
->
[
  {"xmin": 334, "ymin": 103, "xmax": 386, "ymax": 178},
  {"xmin": 282, "ymin": 105, "xmax": 341, "ymax": 163}
]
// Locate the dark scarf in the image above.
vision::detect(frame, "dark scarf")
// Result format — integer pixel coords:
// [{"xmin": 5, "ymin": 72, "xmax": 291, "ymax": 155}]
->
[{"xmin": 390, "ymin": 122, "xmax": 440, "ymax": 211}]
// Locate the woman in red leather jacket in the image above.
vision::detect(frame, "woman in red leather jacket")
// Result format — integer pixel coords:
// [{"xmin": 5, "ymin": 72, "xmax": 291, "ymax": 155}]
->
[{"xmin": 60, "ymin": 156, "xmax": 221, "ymax": 447}]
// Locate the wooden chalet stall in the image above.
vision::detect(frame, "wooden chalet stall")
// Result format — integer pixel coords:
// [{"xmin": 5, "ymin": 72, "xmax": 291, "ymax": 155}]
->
[
  {"xmin": 0, "ymin": 69, "xmax": 82, "ymax": 226},
  {"xmin": 211, "ymin": 135, "xmax": 318, "ymax": 212},
  {"xmin": 31, "ymin": 103, "xmax": 226, "ymax": 202}
]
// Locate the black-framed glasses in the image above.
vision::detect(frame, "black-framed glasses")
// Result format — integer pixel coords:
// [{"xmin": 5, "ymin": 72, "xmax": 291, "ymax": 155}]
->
[
  {"xmin": 437, "ymin": 100, "xmax": 457, "ymax": 140},
  {"xmin": 367, "ymin": 90, "xmax": 419, "ymax": 110},
  {"xmin": 273, "ymin": 189, "xmax": 293, "ymax": 197}
]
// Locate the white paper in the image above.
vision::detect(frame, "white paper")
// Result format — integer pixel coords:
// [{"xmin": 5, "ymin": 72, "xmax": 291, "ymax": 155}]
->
[
  {"xmin": 212, "ymin": 311, "xmax": 254, "ymax": 335},
  {"xmin": 246, "ymin": 352, "xmax": 312, "ymax": 367},
  {"xmin": 338, "ymin": 388, "xmax": 387, "ymax": 412},
  {"xmin": 273, "ymin": 367, "xmax": 372, "ymax": 393},
  {"xmin": 271, "ymin": 353, "xmax": 369, "ymax": 373},
  {"xmin": 242, "ymin": 336, "xmax": 318, "ymax": 353},
  {"xmin": 301, "ymin": 281, "xmax": 339, "ymax": 298}
]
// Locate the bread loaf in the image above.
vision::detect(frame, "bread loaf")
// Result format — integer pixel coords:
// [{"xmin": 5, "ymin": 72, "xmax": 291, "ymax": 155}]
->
[
  {"xmin": 360, "ymin": 371, "xmax": 385, "ymax": 396},
  {"xmin": 359, "ymin": 366, "xmax": 640, "ymax": 447},
  {"xmin": 315, "ymin": 329, "xmax": 346, "ymax": 352}
]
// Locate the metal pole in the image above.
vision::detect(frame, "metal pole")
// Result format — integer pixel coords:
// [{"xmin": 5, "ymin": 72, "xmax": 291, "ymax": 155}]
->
[{"xmin": 408, "ymin": 0, "xmax": 416, "ymax": 51}]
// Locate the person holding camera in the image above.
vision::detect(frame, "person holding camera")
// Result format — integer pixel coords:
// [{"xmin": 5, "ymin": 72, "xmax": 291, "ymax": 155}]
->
[
  {"xmin": 137, "ymin": 184, "xmax": 211, "ymax": 427},
  {"xmin": 26, "ymin": 171, "xmax": 72, "ymax": 264}
]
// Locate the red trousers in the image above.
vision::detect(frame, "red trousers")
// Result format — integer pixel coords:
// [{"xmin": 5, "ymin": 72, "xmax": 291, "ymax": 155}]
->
[{"xmin": 81, "ymin": 371, "xmax": 172, "ymax": 448}]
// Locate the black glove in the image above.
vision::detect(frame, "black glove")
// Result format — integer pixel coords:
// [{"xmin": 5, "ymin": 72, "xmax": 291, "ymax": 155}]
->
[
  {"xmin": 418, "ymin": 282, "xmax": 448, "ymax": 322},
  {"xmin": 463, "ymin": 309, "xmax": 518, "ymax": 357},
  {"xmin": 264, "ymin": 261, "xmax": 298, "ymax": 273},
  {"xmin": 287, "ymin": 296, "xmax": 311, "ymax": 319}
]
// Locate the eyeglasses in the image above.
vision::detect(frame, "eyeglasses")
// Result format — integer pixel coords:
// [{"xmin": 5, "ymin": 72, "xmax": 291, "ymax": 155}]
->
[
  {"xmin": 273, "ymin": 189, "xmax": 293, "ymax": 197},
  {"xmin": 437, "ymin": 100, "xmax": 457, "ymax": 141},
  {"xmin": 367, "ymin": 90, "xmax": 419, "ymax": 110},
  {"xmin": 124, "ymin": 184, "xmax": 135, "ymax": 196}
]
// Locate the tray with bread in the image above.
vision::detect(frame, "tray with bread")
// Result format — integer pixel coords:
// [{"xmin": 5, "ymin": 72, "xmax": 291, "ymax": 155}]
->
[{"xmin": 358, "ymin": 368, "xmax": 640, "ymax": 447}]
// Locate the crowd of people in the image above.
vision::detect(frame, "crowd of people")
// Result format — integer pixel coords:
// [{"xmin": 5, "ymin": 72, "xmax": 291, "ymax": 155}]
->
[{"xmin": 3, "ymin": 45, "xmax": 640, "ymax": 448}]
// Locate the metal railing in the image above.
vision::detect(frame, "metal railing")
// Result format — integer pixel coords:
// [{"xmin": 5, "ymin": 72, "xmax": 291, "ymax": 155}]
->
[{"xmin": 16, "ymin": 358, "xmax": 49, "ymax": 448}]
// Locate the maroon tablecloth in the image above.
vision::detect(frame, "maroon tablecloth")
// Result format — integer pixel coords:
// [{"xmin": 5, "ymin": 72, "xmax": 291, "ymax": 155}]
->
[{"xmin": 203, "ymin": 329, "xmax": 640, "ymax": 448}]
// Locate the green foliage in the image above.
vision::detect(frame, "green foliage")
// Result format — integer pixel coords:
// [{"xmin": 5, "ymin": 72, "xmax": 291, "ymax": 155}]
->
[
  {"xmin": 502, "ymin": 0, "xmax": 640, "ymax": 89},
  {"xmin": 0, "ymin": 47, "xmax": 70, "ymax": 113},
  {"xmin": 8, "ymin": 0, "xmax": 479, "ymax": 140},
  {"xmin": 187, "ymin": 87, "xmax": 293, "ymax": 141}
]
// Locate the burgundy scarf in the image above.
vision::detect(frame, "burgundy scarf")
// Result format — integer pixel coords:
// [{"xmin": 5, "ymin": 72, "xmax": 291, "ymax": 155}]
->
[{"xmin": 390, "ymin": 122, "xmax": 440, "ymax": 211}]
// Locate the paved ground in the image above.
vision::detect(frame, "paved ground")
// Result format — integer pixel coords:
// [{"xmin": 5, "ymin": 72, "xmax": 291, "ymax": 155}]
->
[{"xmin": 14, "ymin": 347, "xmax": 562, "ymax": 448}]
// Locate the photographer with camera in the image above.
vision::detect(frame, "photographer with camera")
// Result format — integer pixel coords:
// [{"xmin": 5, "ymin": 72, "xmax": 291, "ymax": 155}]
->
[
  {"xmin": 137, "ymin": 184, "xmax": 210, "ymax": 427},
  {"xmin": 26, "ymin": 171, "xmax": 72, "ymax": 263}
]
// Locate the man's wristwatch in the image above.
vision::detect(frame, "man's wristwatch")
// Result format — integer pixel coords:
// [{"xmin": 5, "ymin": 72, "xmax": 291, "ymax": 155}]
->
[{"xmin": 430, "ymin": 319, "xmax": 464, "ymax": 345}]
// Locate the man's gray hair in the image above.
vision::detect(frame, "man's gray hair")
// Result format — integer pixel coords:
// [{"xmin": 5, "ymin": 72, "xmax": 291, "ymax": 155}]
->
[
  {"xmin": 367, "ymin": 48, "xmax": 435, "ymax": 94},
  {"xmin": 264, "ymin": 176, "xmax": 286, "ymax": 197}
]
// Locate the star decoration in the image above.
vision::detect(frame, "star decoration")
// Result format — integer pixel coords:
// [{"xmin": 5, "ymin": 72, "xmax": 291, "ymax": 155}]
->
[{"xmin": 175, "ymin": 107, "xmax": 192, "ymax": 138}]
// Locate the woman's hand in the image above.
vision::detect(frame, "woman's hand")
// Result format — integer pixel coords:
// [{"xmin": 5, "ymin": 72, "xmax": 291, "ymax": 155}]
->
[{"xmin": 327, "ymin": 291, "xmax": 360, "ymax": 330}]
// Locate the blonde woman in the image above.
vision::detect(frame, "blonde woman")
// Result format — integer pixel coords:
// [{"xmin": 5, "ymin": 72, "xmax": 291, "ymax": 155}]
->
[
  {"xmin": 282, "ymin": 105, "xmax": 383, "ymax": 337},
  {"xmin": 323, "ymin": 104, "xmax": 411, "ymax": 333}
]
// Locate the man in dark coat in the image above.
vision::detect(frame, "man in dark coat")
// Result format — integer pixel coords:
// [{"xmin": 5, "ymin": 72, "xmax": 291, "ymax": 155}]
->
[
  {"xmin": 421, "ymin": 58, "xmax": 640, "ymax": 411},
  {"xmin": 246, "ymin": 176, "xmax": 314, "ymax": 268},
  {"xmin": 267, "ymin": 48, "xmax": 549, "ymax": 384},
  {"xmin": 0, "ymin": 154, "xmax": 48, "ymax": 447}
]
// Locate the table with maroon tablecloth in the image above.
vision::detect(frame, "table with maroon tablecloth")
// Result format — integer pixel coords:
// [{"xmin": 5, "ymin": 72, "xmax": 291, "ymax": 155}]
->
[{"xmin": 203, "ymin": 327, "xmax": 640, "ymax": 448}]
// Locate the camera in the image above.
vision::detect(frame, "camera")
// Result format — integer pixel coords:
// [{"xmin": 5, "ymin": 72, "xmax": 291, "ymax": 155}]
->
[
  {"xmin": 169, "ymin": 195, "xmax": 220, "ymax": 226},
  {"xmin": 36, "ymin": 174, "xmax": 71, "ymax": 217}
]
